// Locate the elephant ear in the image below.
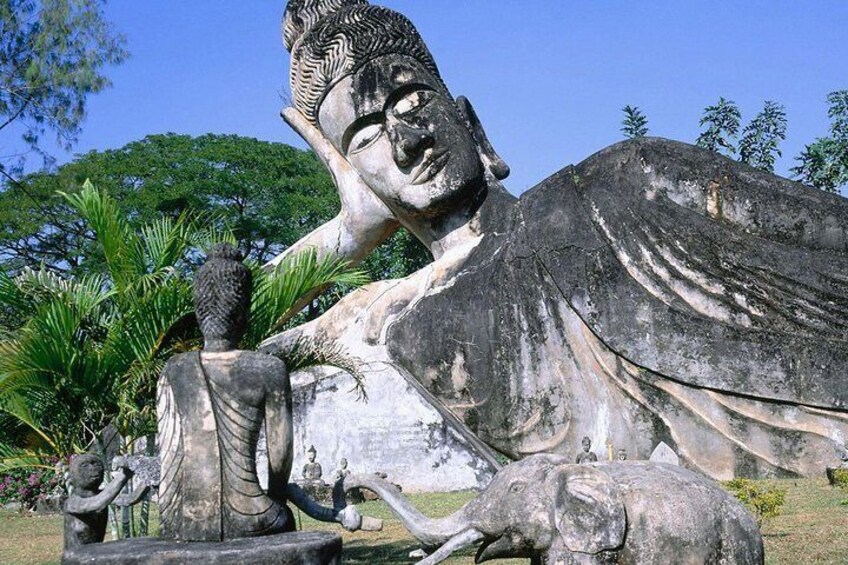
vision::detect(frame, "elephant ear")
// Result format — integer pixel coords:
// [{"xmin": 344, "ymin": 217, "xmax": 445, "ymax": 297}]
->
[{"xmin": 552, "ymin": 466, "xmax": 626, "ymax": 555}]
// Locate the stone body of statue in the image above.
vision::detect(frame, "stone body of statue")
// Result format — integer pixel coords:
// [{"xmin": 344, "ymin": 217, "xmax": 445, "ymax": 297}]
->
[
  {"xmin": 263, "ymin": 0, "xmax": 848, "ymax": 480},
  {"xmin": 158, "ymin": 244, "xmax": 295, "ymax": 541},
  {"xmin": 63, "ymin": 455, "xmax": 148, "ymax": 551},
  {"xmin": 575, "ymin": 437, "xmax": 598, "ymax": 465}
]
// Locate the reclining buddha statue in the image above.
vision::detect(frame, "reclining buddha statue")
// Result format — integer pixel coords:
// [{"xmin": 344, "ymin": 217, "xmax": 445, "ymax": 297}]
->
[{"xmin": 263, "ymin": 0, "xmax": 848, "ymax": 479}]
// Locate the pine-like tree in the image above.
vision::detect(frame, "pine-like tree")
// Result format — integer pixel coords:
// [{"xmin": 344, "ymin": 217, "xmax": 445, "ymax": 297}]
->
[
  {"xmin": 621, "ymin": 105, "xmax": 649, "ymax": 139},
  {"xmin": 739, "ymin": 101, "xmax": 788, "ymax": 173},
  {"xmin": 696, "ymin": 97, "xmax": 742, "ymax": 156}
]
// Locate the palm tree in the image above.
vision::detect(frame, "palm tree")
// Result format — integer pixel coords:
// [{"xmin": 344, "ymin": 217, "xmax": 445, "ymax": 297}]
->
[{"xmin": 0, "ymin": 181, "xmax": 367, "ymax": 472}]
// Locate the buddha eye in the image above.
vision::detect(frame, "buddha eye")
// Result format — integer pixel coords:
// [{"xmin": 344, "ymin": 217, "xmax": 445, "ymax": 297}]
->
[
  {"xmin": 393, "ymin": 90, "xmax": 436, "ymax": 118},
  {"xmin": 348, "ymin": 123, "xmax": 384, "ymax": 155}
]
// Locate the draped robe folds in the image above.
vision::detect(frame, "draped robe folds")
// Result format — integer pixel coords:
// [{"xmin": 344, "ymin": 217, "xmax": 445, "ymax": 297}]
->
[
  {"xmin": 383, "ymin": 139, "xmax": 848, "ymax": 479},
  {"xmin": 267, "ymin": 138, "xmax": 848, "ymax": 480},
  {"xmin": 157, "ymin": 352, "xmax": 291, "ymax": 541}
]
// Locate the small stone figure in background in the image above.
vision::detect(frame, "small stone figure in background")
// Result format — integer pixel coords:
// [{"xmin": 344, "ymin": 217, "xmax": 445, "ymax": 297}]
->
[
  {"xmin": 63, "ymin": 455, "xmax": 147, "ymax": 551},
  {"xmin": 617, "ymin": 449, "xmax": 628, "ymax": 461},
  {"xmin": 575, "ymin": 436, "xmax": 598, "ymax": 464},
  {"xmin": 302, "ymin": 445, "xmax": 324, "ymax": 485},
  {"xmin": 333, "ymin": 458, "xmax": 351, "ymax": 483}
]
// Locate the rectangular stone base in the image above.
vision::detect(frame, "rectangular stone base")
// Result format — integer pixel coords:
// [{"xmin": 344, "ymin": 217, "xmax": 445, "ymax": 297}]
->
[{"xmin": 62, "ymin": 531, "xmax": 341, "ymax": 565}]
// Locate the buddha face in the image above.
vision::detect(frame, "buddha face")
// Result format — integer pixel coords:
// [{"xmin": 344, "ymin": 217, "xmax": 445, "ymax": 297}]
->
[
  {"xmin": 582, "ymin": 437, "xmax": 591, "ymax": 452},
  {"xmin": 318, "ymin": 55, "xmax": 486, "ymax": 219}
]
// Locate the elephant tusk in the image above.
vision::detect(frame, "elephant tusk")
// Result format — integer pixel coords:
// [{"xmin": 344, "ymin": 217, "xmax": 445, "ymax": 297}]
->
[{"xmin": 418, "ymin": 528, "xmax": 485, "ymax": 565}]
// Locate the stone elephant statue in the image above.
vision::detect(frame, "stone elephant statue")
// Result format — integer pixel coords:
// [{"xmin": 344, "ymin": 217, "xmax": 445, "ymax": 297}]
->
[{"xmin": 343, "ymin": 454, "xmax": 764, "ymax": 564}]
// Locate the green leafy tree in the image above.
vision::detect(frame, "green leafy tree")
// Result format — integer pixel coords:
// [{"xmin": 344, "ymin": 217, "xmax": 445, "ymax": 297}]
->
[
  {"xmin": 0, "ymin": 182, "xmax": 366, "ymax": 471},
  {"xmin": 0, "ymin": 0, "xmax": 128, "ymax": 177},
  {"xmin": 696, "ymin": 97, "xmax": 742, "ymax": 156},
  {"xmin": 792, "ymin": 90, "xmax": 848, "ymax": 193},
  {"xmin": 621, "ymin": 105, "xmax": 649, "ymax": 139},
  {"xmin": 0, "ymin": 134, "xmax": 430, "ymax": 292},
  {"xmin": 739, "ymin": 101, "xmax": 788, "ymax": 173}
]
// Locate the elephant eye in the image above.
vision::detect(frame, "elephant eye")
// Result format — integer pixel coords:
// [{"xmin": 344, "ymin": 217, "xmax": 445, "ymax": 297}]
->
[{"xmin": 509, "ymin": 482, "xmax": 526, "ymax": 494}]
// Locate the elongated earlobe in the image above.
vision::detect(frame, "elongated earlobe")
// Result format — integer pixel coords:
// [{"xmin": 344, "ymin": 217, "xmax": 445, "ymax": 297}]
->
[{"xmin": 456, "ymin": 96, "xmax": 510, "ymax": 181}]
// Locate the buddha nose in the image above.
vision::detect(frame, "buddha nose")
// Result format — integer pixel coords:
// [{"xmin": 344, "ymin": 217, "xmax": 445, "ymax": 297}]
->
[{"xmin": 388, "ymin": 120, "xmax": 434, "ymax": 169}]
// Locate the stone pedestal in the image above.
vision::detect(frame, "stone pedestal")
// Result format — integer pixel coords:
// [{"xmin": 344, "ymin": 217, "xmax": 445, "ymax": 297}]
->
[{"xmin": 62, "ymin": 531, "xmax": 341, "ymax": 565}]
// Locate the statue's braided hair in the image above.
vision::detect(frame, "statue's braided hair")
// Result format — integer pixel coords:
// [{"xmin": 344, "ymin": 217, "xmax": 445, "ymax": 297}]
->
[
  {"xmin": 194, "ymin": 243, "xmax": 252, "ymax": 346},
  {"xmin": 284, "ymin": 1, "xmax": 447, "ymax": 123},
  {"xmin": 283, "ymin": 0, "xmax": 367, "ymax": 52}
]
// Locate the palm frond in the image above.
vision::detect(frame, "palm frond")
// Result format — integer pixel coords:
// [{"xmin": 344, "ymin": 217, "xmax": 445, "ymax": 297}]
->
[
  {"xmin": 104, "ymin": 281, "xmax": 195, "ymax": 369},
  {"xmin": 139, "ymin": 211, "xmax": 205, "ymax": 275},
  {"xmin": 59, "ymin": 181, "xmax": 145, "ymax": 292},
  {"xmin": 0, "ymin": 269, "xmax": 32, "ymax": 315},
  {"xmin": 0, "ymin": 390, "xmax": 58, "ymax": 453},
  {"xmin": 15, "ymin": 269, "xmax": 114, "ymax": 317},
  {"xmin": 283, "ymin": 335, "xmax": 367, "ymax": 402},
  {"xmin": 246, "ymin": 249, "xmax": 368, "ymax": 347},
  {"xmin": 0, "ymin": 443, "xmax": 55, "ymax": 472}
]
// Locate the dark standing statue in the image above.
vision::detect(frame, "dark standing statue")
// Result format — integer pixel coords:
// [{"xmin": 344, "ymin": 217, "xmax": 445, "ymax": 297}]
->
[
  {"xmin": 158, "ymin": 244, "xmax": 295, "ymax": 541},
  {"xmin": 63, "ymin": 455, "xmax": 148, "ymax": 551},
  {"xmin": 263, "ymin": 0, "xmax": 848, "ymax": 480}
]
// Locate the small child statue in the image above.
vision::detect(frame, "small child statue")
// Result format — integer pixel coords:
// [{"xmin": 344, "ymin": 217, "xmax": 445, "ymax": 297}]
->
[
  {"xmin": 575, "ymin": 436, "xmax": 598, "ymax": 464},
  {"xmin": 63, "ymin": 455, "xmax": 149, "ymax": 551}
]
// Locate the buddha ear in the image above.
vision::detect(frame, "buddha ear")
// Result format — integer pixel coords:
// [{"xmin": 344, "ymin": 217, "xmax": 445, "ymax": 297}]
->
[{"xmin": 456, "ymin": 96, "xmax": 510, "ymax": 180}]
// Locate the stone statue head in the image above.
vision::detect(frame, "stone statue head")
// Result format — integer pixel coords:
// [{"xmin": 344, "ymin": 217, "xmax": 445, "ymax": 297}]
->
[
  {"xmin": 284, "ymin": 0, "xmax": 508, "ymax": 222},
  {"xmin": 307, "ymin": 444, "xmax": 317, "ymax": 462},
  {"xmin": 617, "ymin": 449, "xmax": 627, "ymax": 461},
  {"xmin": 339, "ymin": 457, "xmax": 348, "ymax": 469},
  {"xmin": 581, "ymin": 436, "xmax": 592, "ymax": 452},
  {"xmin": 69, "ymin": 454, "xmax": 104, "ymax": 492},
  {"xmin": 194, "ymin": 243, "xmax": 253, "ymax": 351}
]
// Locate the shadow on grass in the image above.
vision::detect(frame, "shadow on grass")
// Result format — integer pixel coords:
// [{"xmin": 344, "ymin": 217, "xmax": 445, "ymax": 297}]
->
[{"xmin": 342, "ymin": 539, "xmax": 417, "ymax": 564}]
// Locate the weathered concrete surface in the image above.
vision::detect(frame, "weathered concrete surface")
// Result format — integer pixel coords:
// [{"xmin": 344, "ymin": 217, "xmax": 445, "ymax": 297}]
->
[
  {"xmin": 287, "ymin": 366, "xmax": 500, "ymax": 492},
  {"xmin": 264, "ymin": 138, "xmax": 848, "ymax": 481},
  {"xmin": 61, "ymin": 531, "xmax": 341, "ymax": 565}
]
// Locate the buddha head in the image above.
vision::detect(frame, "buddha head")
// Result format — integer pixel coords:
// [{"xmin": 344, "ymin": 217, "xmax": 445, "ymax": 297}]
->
[
  {"xmin": 194, "ymin": 243, "xmax": 253, "ymax": 352},
  {"xmin": 284, "ymin": 0, "xmax": 508, "ymax": 224},
  {"xmin": 581, "ymin": 436, "xmax": 592, "ymax": 453},
  {"xmin": 69, "ymin": 454, "xmax": 104, "ymax": 492}
]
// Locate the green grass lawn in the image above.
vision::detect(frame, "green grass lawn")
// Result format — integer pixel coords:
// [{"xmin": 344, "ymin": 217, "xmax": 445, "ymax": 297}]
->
[{"xmin": 0, "ymin": 479, "xmax": 845, "ymax": 565}]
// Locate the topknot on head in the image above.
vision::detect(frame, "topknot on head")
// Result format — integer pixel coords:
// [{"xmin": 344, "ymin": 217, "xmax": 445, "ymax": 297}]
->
[
  {"xmin": 194, "ymin": 243, "xmax": 252, "ymax": 348},
  {"xmin": 283, "ymin": 0, "xmax": 368, "ymax": 51},
  {"xmin": 206, "ymin": 242, "xmax": 244, "ymax": 263}
]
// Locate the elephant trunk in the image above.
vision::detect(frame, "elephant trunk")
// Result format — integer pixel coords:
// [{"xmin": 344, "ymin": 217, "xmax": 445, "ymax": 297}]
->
[{"xmin": 343, "ymin": 473, "xmax": 475, "ymax": 548}]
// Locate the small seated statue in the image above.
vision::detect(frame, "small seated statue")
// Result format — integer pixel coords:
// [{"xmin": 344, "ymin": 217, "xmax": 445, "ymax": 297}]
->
[
  {"xmin": 301, "ymin": 445, "xmax": 325, "ymax": 485},
  {"xmin": 575, "ymin": 436, "xmax": 598, "ymax": 465},
  {"xmin": 333, "ymin": 457, "xmax": 350, "ymax": 484},
  {"xmin": 63, "ymin": 455, "xmax": 148, "ymax": 551},
  {"xmin": 157, "ymin": 244, "xmax": 295, "ymax": 541}
]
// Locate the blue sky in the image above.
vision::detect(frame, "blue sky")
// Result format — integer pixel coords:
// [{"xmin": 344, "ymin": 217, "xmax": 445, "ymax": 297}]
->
[{"xmin": 30, "ymin": 1, "xmax": 848, "ymax": 195}]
